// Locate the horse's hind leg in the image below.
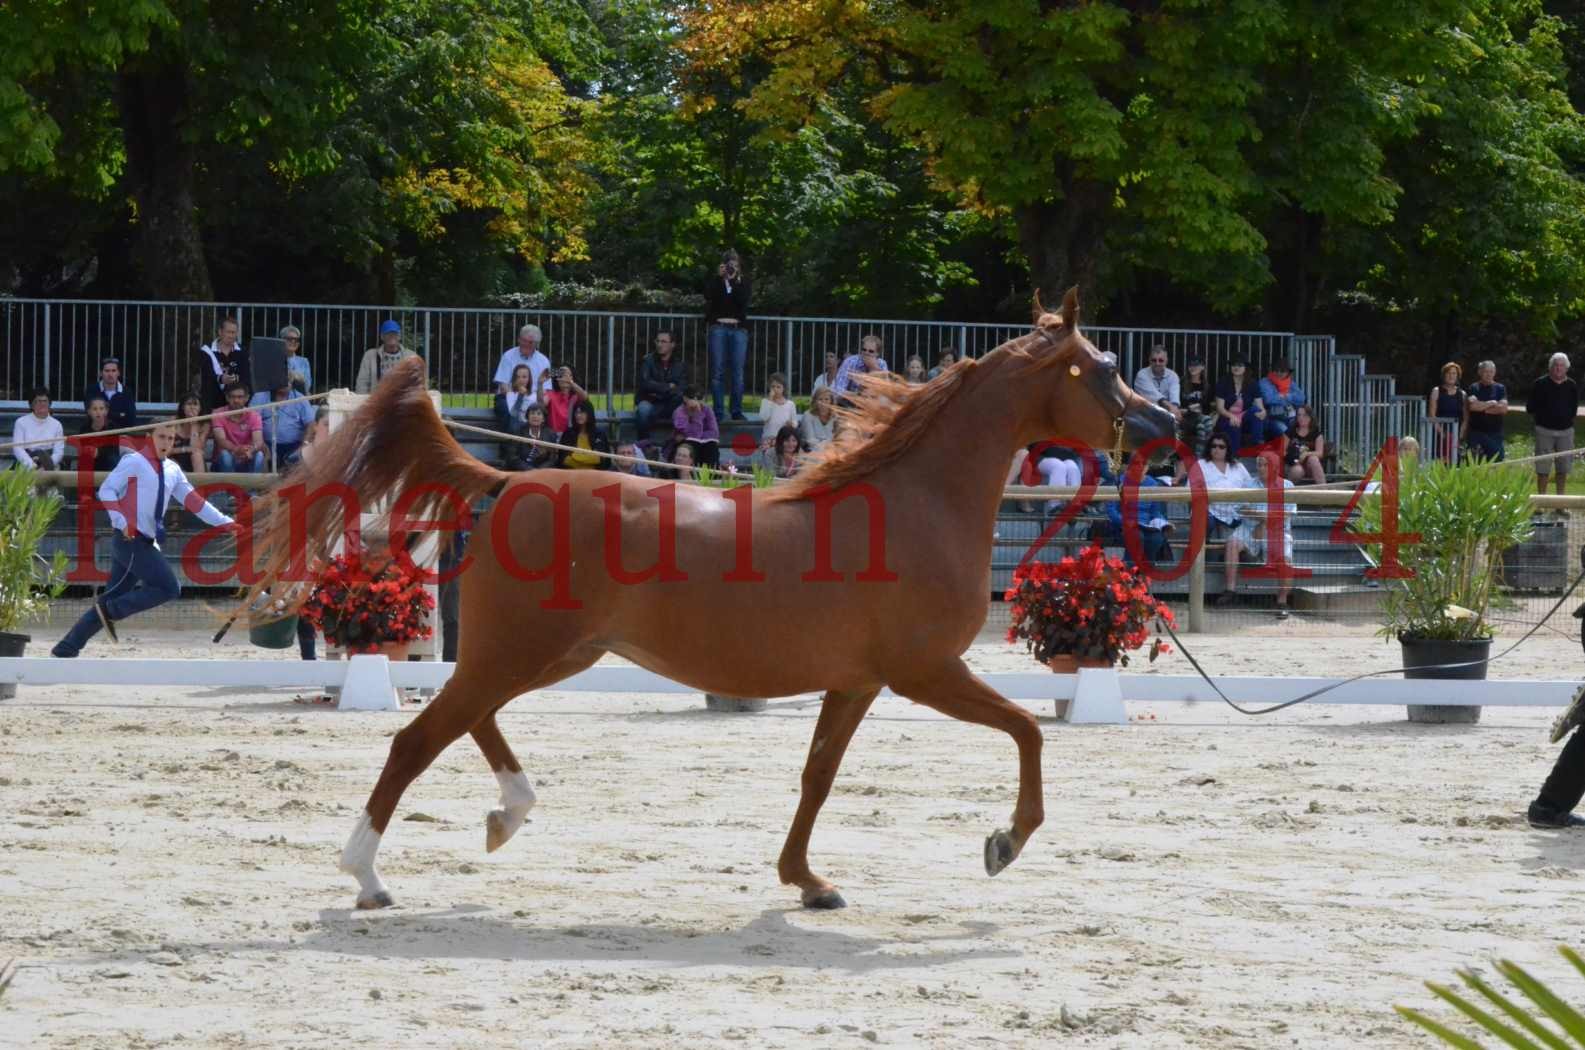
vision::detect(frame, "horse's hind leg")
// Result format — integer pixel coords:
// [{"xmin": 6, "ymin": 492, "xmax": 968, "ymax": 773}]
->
[
  {"xmin": 777, "ymin": 687, "xmax": 879, "ymax": 909},
  {"xmin": 474, "ymin": 713, "xmax": 536, "ymax": 853}
]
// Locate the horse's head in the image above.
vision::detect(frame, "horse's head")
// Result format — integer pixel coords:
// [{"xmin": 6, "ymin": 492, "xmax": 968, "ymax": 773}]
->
[{"xmin": 1022, "ymin": 286, "xmax": 1175, "ymax": 456}]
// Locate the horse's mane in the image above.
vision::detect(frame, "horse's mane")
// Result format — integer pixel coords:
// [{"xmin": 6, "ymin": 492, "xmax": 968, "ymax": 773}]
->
[{"xmin": 767, "ymin": 315, "xmax": 1066, "ymax": 502}]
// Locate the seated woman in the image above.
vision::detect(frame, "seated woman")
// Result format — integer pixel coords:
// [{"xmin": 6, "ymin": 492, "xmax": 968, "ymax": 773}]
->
[
  {"xmin": 1212, "ymin": 359, "xmax": 1265, "ymax": 458},
  {"xmin": 71, "ymin": 394, "xmax": 124, "ymax": 473},
  {"xmin": 1198, "ymin": 434, "xmax": 1254, "ymax": 540},
  {"xmin": 1219, "ymin": 452, "xmax": 1297, "ymax": 618},
  {"xmin": 753, "ymin": 424, "xmax": 802, "ymax": 478},
  {"xmin": 516, "ymin": 402, "xmax": 557, "ymax": 472},
  {"xmin": 668, "ymin": 440, "xmax": 697, "ymax": 481},
  {"xmin": 1284, "ymin": 403, "xmax": 1326, "ymax": 485},
  {"xmin": 495, "ymin": 364, "xmax": 535, "ymax": 437},
  {"xmin": 669, "ymin": 386, "xmax": 720, "ymax": 468},
  {"xmin": 799, "ymin": 387, "xmax": 837, "ymax": 451},
  {"xmin": 904, "ymin": 355, "xmax": 927, "ymax": 384},
  {"xmin": 556, "ymin": 399, "xmax": 612, "ymax": 471},
  {"xmin": 755, "ymin": 372, "xmax": 798, "ymax": 448},
  {"xmin": 169, "ymin": 393, "xmax": 210, "ymax": 475}
]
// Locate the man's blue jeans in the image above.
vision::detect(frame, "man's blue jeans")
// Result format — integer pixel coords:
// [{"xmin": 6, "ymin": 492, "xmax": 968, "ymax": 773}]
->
[
  {"xmin": 216, "ymin": 448, "xmax": 266, "ymax": 472},
  {"xmin": 53, "ymin": 533, "xmax": 180, "ymax": 656},
  {"xmin": 708, "ymin": 323, "xmax": 748, "ymax": 418},
  {"xmin": 1466, "ymin": 430, "xmax": 1504, "ymax": 461}
]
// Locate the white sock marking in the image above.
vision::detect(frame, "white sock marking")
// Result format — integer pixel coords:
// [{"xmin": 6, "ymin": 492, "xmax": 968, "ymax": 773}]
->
[{"xmin": 339, "ymin": 810, "xmax": 389, "ymax": 901}]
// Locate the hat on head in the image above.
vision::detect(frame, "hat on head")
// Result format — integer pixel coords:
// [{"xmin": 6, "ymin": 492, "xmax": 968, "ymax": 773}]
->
[{"xmin": 379, "ymin": 320, "xmax": 401, "ymax": 336}]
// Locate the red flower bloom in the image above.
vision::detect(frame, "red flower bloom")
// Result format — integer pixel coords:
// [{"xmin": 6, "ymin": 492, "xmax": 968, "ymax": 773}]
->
[{"xmin": 1005, "ymin": 547, "xmax": 1174, "ymax": 668}]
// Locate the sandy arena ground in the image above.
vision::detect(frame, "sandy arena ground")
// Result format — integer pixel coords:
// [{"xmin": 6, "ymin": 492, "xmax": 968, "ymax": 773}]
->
[{"xmin": 5, "ymin": 619, "xmax": 1585, "ymax": 1049}]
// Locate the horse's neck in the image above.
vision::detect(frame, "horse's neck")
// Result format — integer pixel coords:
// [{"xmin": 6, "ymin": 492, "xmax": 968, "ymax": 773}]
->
[{"xmin": 873, "ymin": 357, "xmax": 1023, "ymax": 527}]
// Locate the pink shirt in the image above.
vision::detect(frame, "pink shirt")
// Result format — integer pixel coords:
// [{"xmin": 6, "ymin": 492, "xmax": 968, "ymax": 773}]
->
[
  {"xmin": 216, "ymin": 409, "xmax": 262, "ymax": 449},
  {"xmin": 544, "ymin": 390, "xmax": 576, "ymax": 434}
]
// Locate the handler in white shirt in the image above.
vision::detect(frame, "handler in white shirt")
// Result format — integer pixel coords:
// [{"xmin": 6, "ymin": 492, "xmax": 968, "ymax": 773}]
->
[
  {"xmin": 11, "ymin": 388, "xmax": 65, "ymax": 469},
  {"xmin": 51, "ymin": 421, "xmax": 237, "ymax": 658},
  {"xmin": 493, "ymin": 324, "xmax": 552, "ymax": 396}
]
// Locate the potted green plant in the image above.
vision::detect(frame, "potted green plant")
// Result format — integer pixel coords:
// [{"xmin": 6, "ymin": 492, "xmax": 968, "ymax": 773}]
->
[
  {"xmin": 0, "ymin": 469, "xmax": 68, "ymax": 699},
  {"xmin": 1355, "ymin": 455, "xmax": 1534, "ymax": 724}
]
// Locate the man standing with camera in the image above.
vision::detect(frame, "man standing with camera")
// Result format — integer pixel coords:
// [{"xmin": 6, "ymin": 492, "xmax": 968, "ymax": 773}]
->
[{"xmin": 704, "ymin": 249, "xmax": 751, "ymax": 421}]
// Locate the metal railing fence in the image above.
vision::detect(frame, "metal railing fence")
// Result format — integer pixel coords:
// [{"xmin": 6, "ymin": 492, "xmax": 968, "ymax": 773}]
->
[{"xmin": 0, "ymin": 297, "xmax": 1306, "ymax": 414}]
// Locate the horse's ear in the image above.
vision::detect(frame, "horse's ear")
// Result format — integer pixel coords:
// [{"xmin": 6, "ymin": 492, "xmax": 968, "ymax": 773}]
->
[
  {"xmin": 1031, "ymin": 289, "xmax": 1047, "ymax": 325},
  {"xmin": 1061, "ymin": 286, "xmax": 1081, "ymax": 330}
]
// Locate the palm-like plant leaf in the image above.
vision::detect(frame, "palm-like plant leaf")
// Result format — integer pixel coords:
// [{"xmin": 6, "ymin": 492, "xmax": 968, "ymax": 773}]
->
[{"xmin": 1401, "ymin": 948, "xmax": 1585, "ymax": 1047}]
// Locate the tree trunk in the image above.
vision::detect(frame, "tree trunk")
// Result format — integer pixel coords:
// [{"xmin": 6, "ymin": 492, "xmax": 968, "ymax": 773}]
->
[
  {"xmin": 1014, "ymin": 177, "xmax": 1113, "ymax": 317},
  {"xmin": 117, "ymin": 65, "xmax": 213, "ymax": 301}
]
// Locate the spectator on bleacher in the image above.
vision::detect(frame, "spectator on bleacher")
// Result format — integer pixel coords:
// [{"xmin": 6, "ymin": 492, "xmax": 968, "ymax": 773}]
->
[
  {"xmin": 1527, "ymin": 352, "xmax": 1578, "ymax": 498},
  {"xmin": 84, "ymin": 356, "xmax": 140, "ymax": 430},
  {"xmin": 494, "ymin": 324, "xmax": 551, "ymax": 398},
  {"xmin": 705, "ymin": 248, "xmax": 752, "ymax": 422},
  {"xmin": 169, "ymin": 393, "xmax": 209, "ymax": 475},
  {"xmin": 1199, "ymin": 435, "xmax": 1254, "ymax": 538},
  {"xmin": 668, "ymin": 440, "xmax": 697, "ymax": 481},
  {"xmin": 800, "ymin": 387, "xmax": 837, "ymax": 452},
  {"xmin": 251, "ymin": 383, "xmax": 313, "ymax": 470},
  {"xmin": 73, "ymin": 395, "xmax": 123, "ymax": 474},
  {"xmin": 904, "ymin": 355, "xmax": 927, "ymax": 384},
  {"xmin": 832, "ymin": 336, "xmax": 889, "ymax": 407},
  {"xmin": 1180, "ymin": 357, "xmax": 1213, "ymax": 454},
  {"xmin": 212, "ymin": 383, "xmax": 266, "ymax": 473},
  {"xmin": 1258, "ymin": 358, "xmax": 1306, "ymax": 440},
  {"xmin": 355, "ymin": 319, "xmax": 417, "ymax": 394},
  {"xmin": 636, "ymin": 330, "xmax": 687, "ymax": 440},
  {"xmin": 50, "ymin": 420, "xmax": 238, "ymax": 659},
  {"xmin": 509, "ymin": 403, "xmax": 557, "ymax": 472},
  {"xmin": 929, "ymin": 349, "xmax": 956, "ymax": 380},
  {"xmin": 281, "ymin": 326, "xmax": 312, "ymax": 393},
  {"xmin": 1218, "ymin": 452, "xmax": 1297, "ymax": 619},
  {"xmin": 756, "ymin": 372, "xmax": 798, "ymax": 447},
  {"xmin": 754, "ymin": 424, "xmax": 802, "ymax": 478},
  {"xmin": 1465, "ymin": 360, "xmax": 1509, "ymax": 462},
  {"xmin": 538, "ymin": 364, "xmax": 588, "ymax": 434},
  {"xmin": 614, "ymin": 440, "xmax": 653, "ymax": 478},
  {"xmin": 1428, "ymin": 361, "xmax": 1467, "ymax": 463},
  {"xmin": 556, "ymin": 399, "xmax": 612, "ymax": 471},
  {"xmin": 197, "ymin": 317, "xmax": 250, "ymax": 411},
  {"xmin": 1102, "ymin": 469, "xmax": 1173, "ymax": 571},
  {"xmin": 497, "ymin": 363, "xmax": 535, "ymax": 427},
  {"xmin": 11, "ymin": 388, "xmax": 64, "ymax": 470},
  {"xmin": 1033, "ymin": 447, "xmax": 1084, "ymax": 518},
  {"xmin": 1133, "ymin": 345, "xmax": 1181, "ymax": 422},
  {"xmin": 670, "ymin": 386, "xmax": 720, "ymax": 468},
  {"xmin": 811, "ymin": 352, "xmax": 841, "ymax": 398},
  {"xmin": 1284, "ymin": 404, "xmax": 1327, "ymax": 485},
  {"xmin": 1213, "ymin": 358, "xmax": 1264, "ymax": 457}
]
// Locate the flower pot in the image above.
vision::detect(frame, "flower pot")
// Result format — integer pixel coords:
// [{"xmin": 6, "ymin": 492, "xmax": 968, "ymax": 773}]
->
[
  {"xmin": 248, "ymin": 615, "xmax": 300, "ymax": 650},
  {"xmin": 1400, "ymin": 635, "xmax": 1490, "ymax": 725},
  {"xmin": 1046, "ymin": 654, "xmax": 1115, "ymax": 674},
  {"xmin": 0, "ymin": 630, "xmax": 28, "ymax": 700}
]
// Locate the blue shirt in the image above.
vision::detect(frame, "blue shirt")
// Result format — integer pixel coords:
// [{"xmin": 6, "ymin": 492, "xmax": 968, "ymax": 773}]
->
[
  {"xmin": 1107, "ymin": 473, "xmax": 1170, "ymax": 532},
  {"xmin": 286, "ymin": 354, "xmax": 313, "ymax": 393},
  {"xmin": 250, "ymin": 391, "xmax": 314, "ymax": 445}
]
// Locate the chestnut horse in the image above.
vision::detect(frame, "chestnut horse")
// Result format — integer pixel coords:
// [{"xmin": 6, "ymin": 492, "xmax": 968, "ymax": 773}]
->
[{"xmin": 247, "ymin": 287, "xmax": 1174, "ymax": 911}]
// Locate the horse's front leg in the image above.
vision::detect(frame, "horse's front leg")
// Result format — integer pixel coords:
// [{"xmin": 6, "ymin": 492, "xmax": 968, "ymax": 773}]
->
[
  {"xmin": 777, "ymin": 688, "xmax": 879, "ymax": 909},
  {"xmin": 894, "ymin": 660, "xmax": 1044, "ymax": 876}
]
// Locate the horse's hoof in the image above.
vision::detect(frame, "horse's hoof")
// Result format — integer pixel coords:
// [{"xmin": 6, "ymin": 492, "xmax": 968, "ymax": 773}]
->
[
  {"xmin": 802, "ymin": 889, "xmax": 847, "ymax": 910},
  {"xmin": 984, "ymin": 829, "xmax": 1018, "ymax": 877},
  {"xmin": 485, "ymin": 809, "xmax": 511, "ymax": 853},
  {"xmin": 355, "ymin": 890, "xmax": 395, "ymax": 910}
]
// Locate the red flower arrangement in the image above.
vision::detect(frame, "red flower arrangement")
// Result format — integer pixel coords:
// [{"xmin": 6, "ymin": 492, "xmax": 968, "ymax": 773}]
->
[
  {"xmin": 1005, "ymin": 544, "xmax": 1174, "ymax": 667},
  {"xmin": 298, "ymin": 550, "xmax": 435, "ymax": 654}
]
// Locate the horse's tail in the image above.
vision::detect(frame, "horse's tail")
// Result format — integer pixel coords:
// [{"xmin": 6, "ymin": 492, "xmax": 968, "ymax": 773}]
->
[{"xmin": 241, "ymin": 357, "xmax": 509, "ymax": 615}]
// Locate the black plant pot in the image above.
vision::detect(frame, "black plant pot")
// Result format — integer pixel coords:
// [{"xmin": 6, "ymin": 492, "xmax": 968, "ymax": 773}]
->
[
  {"xmin": 0, "ymin": 630, "xmax": 29, "ymax": 700},
  {"xmin": 1400, "ymin": 634, "xmax": 1490, "ymax": 725}
]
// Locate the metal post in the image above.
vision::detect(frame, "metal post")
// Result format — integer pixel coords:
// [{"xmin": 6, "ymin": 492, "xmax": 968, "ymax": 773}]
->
[
  {"xmin": 1188, "ymin": 546, "xmax": 1206, "ymax": 633},
  {"xmin": 783, "ymin": 319, "xmax": 794, "ymax": 393},
  {"xmin": 959, "ymin": 323, "xmax": 969, "ymax": 359},
  {"xmin": 42, "ymin": 303, "xmax": 51, "ymax": 394},
  {"xmin": 605, "ymin": 314, "xmax": 616, "ymax": 418}
]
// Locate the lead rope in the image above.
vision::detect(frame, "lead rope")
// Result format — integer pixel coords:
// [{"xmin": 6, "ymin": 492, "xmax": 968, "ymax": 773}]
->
[{"xmin": 1151, "ymin": 565, "xmax": 1585, "ymax": 717}]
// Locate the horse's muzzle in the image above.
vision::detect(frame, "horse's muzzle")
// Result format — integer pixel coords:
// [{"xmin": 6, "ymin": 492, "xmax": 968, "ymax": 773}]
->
[{"xmin": 1122, "ymin": 401, "xmax": 1177, "ymax": 450}]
